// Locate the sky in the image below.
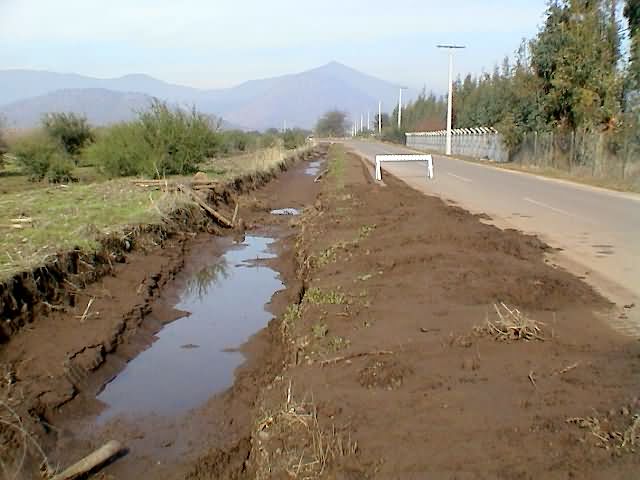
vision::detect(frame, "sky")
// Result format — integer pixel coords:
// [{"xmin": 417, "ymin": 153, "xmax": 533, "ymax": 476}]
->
[{"xmin": 0, "ymin": 0, "xmax": 550, "ymax": 92}]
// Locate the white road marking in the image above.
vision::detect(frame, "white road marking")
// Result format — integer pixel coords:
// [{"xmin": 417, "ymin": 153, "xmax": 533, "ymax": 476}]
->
[
  {"xmin": 446, "ymin": 172, "xmax": 472, "ymax": 183},
  {"xmin": 523, "ymin": 197, "xmax": 574, "ymax": 217}
]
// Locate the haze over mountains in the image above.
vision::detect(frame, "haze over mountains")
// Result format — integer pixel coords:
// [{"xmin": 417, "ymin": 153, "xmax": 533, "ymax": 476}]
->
[{"xmin": 0, "ymin": 62, "xmax": 417, "ymax": 130}]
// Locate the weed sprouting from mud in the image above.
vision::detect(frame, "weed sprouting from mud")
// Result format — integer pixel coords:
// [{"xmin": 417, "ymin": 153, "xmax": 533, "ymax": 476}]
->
[
  {"xmin": 475, "ymin": 303, "xmax": 545, "ymax": 341},
  {"xmin": 305, "ymin": 288, "xmax": 346, "ymax": 305},
  {"xmin": 328, "ymin": 145, "xmax": 346, "ymax": 191},
  {"xmin": 282, "ymin": 304, "xmax": 302, "ymax": 336},
  {"xmin": 358, "ymin": 224, "xmax": 376, "ymax": 239}
]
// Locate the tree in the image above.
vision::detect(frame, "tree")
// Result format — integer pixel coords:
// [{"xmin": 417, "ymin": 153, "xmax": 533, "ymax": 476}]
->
[
  {"xmin": 625, "ymin": 0, "xmax": 640, "ymax": 86},
  {"xmin": 373, "ymin": 113, "xmax": 390, "ymax": 131},
  {"xmin": 315, "ymin": 110, "xmax": 348, "ymax": 137},
  {"xmin": 42, "ymin": 112, "xmax": 94, "ymax": 157}
]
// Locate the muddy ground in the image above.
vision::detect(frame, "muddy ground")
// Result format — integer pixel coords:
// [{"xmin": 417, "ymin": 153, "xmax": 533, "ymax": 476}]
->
[{"xmin": 2, "ymin": 144, "xmax": 640, "ymax": 479}]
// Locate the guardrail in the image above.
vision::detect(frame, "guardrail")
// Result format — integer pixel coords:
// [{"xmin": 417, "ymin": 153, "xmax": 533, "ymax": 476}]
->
[{"xmin": 406, "ymin": 127, "xmax": 508, "ymax": 163}]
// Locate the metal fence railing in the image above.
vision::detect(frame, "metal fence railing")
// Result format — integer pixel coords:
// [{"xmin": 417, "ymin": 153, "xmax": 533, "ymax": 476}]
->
[{"xmin": 406, "ymin": 128, "xmax": 508, "ymax": 163}]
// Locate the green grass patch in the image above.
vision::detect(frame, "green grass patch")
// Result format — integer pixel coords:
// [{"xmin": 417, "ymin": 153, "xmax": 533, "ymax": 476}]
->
[
  {"xmin": 327, "ymin": 144, "xmax": 346, "ymax": 190},
  {"xmin": 305, "ymin": 287, "xmax": 346, "ymax": 305},
  {"xmin": 0, "ymin": 180, "xmax": 164, "ymax": 279}
]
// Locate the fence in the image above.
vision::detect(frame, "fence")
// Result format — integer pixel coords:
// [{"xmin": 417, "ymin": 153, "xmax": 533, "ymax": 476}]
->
[
  {"xmin": 406, "ymin": 127, "xmax": 640, "ymax": 189},
  {"xmin": 406, "ymin": 128, "xmax": 509, "ymax": 163}
]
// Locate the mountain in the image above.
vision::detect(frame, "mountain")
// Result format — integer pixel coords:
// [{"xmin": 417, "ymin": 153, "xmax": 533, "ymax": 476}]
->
[
  {"xmin": 0, "ymin": 89, "xmax": 153, "ymax": 128},
  {"xmin": 0, "ymin": 62, "xmax": 416, "ymax": 130}
]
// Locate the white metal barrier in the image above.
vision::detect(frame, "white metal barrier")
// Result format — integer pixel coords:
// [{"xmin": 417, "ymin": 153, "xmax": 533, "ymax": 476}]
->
[{"xmin": 375, "ymin": 154, "xmax": 434, "ymax": 181}]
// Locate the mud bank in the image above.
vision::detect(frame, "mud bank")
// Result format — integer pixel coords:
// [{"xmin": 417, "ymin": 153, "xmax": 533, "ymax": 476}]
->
[
  {"xmin": 0, "ymin": 145, "xmax": 327, "ymax": 479},
  {"xmin": 243, "ymin": 146, "xmax": 640, "ymax": 479}
]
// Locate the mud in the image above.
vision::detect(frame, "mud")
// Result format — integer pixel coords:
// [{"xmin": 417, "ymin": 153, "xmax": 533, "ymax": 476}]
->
[{"xmin": 246, "ymin": 148, "xmax": 640, "ymax": 479}]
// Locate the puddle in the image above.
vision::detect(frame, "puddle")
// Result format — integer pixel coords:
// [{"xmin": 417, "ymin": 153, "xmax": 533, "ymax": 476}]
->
[
  {"xmin": 270, "ymin": 208, "xmax": 300, "ymax": 216},
  {"xmin": 95, "ymin": 236, "xmax": 282, "ymax": 423},
  {"xmin": 305, "ymin": 160, "xmax": 322, "ymax": 176}
]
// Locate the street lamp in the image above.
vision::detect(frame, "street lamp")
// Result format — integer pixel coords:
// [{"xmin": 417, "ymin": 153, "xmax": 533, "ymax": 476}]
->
[
  {"xmin": 437, "ymin": 44, "xmax": 465, "ymax": 155},
  {"xmin": 397, "ymin": 86, "xmax": 408, "ymax": 129}
]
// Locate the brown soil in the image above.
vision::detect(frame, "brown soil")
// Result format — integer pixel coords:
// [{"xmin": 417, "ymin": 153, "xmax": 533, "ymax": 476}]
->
[
  {"xmin": 0, "ymin": 147, "xmax": 326, "ymax": 479},
  {"xmin": 246, "ymin": 148, "xmax": 640, "ymax": 479},
  {"xmin": 2, "ymin": 144, "xmax": 639, "ymax": 480}
]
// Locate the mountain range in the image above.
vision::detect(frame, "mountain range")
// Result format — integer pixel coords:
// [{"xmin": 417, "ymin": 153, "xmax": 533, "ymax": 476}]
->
[{"xmin": 0, "ymin": 62, "xmax": 416, "ymax": 130}]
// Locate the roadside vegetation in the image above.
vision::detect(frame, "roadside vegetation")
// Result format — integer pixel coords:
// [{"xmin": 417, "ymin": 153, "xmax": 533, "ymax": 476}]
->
[
  {"xmin": 370, "ymin": 0, "xmax": 640, "ymax": 190},
  {"xmin": 0, "ymin": 102, "xmax": 310, "ymax": 281}
]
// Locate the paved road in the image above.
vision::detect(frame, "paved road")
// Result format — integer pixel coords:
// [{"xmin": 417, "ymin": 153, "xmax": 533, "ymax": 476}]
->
[{"xmin": 345, "ymin": 139, "xmax": 640, "ymax": 336}]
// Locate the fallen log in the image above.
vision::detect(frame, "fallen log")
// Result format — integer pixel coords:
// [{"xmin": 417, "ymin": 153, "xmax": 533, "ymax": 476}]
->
[
  {"xmin": 232, "ymin": 202, "xmax": 239, "ymax": 227},
  {"xmin": 50, "ymin": 440, "xmax": 123, "ymax": 480},
  {"xmin": 179, "ymin": 186, "xmax": 233, "ymax": 228},
  {"xmin": 314, "ymin": 168, "xmax": 329, "ymax": 183}
]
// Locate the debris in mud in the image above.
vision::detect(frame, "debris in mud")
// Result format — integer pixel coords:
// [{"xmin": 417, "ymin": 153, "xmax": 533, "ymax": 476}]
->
[
  {"xmin": 475, "ymin": 302, "xmax": 545, "ymax": 341},
  {"xmin": 358, "ymin": 359, "xmax": 412, "ymax": 390},
  {"xmin": 270, "ymin": 208, "xmax": 300, "ymax": 216},
  {"xmin": 567, "ymin": 413, "xmax": 640, "ymax": 451},
  {"xmin": 180, "ymin": 343, "xmax": 200, "ymax": 349}
]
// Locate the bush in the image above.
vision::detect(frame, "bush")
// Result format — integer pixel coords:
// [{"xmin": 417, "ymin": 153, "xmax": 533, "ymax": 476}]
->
[
  {"xmin": 380, "ymin": 127, "xmax": 406, "ymax": 144},
  {"xmin": 12, "ymin": 131, "xmax": 73, "ymax": 181},
  {"xmin": 85, "ymin": 122, "xmax": 155, "ymax": 177},
  {"xmin": 282, "ymin": 129, "xmax": 307, "ymax": 150},
  {"xmin": 89, "ymin": 100, "xmax": 221, "ymax": 178},
  {"xmin": 42, "ymin": 112, "xmax": 94, "ymax": 157}
]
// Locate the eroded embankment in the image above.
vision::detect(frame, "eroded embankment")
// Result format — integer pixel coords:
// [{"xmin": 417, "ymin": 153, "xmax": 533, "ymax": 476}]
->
[
  {"xmin": 0, "ymin": 145, "xmax": 327, "ymax": 479},
  {"xmin": 241, "ymin": 146, "xmax": 640, "ymax": 479}
]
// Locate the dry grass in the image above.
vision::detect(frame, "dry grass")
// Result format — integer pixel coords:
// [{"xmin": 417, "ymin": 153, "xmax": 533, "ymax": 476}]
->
[
  {"xmin": 254, "ymin": 381, "xmax": 357, "ymax": 479},
  {"xmin": 475, "ymin": 303, "xmax": 545, "ymax": 341},
  {"xmin": 567, "ymin": 413, "xmax": 640, "ymax": 451},
  {"xmin": 0, "ymin": 145, "xmax": 311, "ymax": 282},
  {"xmin": 1, "ymin": 367, "xmax": 53, "ymax": 480}
]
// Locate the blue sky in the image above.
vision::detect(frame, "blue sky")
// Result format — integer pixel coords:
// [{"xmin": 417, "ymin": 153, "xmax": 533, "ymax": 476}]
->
[{"xmin": 0, "ymin": 0, "xmax": 549, "ymax": 92}]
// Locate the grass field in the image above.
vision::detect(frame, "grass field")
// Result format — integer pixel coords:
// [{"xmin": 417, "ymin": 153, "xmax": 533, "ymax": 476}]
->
[{"xmin": 0, "ymin": 145, "xmax": 307, "ymax": 281}]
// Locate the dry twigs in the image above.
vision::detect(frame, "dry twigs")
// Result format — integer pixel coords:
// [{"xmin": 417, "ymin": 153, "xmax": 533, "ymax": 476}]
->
[
  {"xmin": 476, "ymin": 303, "xmax": 545, "ymax": 342},
  {"xmin": 320, "ymin": 350, "xmax": 394, "ymax": 366}
]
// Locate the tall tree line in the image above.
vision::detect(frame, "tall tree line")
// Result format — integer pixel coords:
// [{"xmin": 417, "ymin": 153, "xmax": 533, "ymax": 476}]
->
[{"xmin": 398, "ymin": 0, "xmax": 639, "ymax": 147}]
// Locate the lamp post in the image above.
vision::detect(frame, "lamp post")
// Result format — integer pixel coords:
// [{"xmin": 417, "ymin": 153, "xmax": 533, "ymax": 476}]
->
[
  {"xmin": 437, "ymin": 44, "xmax": 465, "ymax": 155},
  {"xmin": 397, "ymin": 86, "xmax": 407, "ymax": 129}
]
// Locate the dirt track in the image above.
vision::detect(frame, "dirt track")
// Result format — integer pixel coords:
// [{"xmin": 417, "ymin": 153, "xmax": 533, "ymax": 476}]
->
[{"xmin": 2, "ymin": 144, "xmax": 639, "ymax": 479}]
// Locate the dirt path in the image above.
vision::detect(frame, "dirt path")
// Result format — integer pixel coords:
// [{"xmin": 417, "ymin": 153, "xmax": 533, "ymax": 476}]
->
[{"xmin": 247, "ymin": 146, "xmax": 640, "ymax": 479}]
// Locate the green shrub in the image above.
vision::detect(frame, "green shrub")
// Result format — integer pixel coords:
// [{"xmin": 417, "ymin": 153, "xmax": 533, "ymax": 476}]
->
[
  {"xmin": 42, "ymin": 112, "xmax": 94, "ymax": 157},
  {"xmin": 138, "ymin": 100, "xmax": 220, "ymax": 176},
  {"xmin": 282, "ymin": 129, "xmax": 307, "ymax": 150},
  {"xmin": 89, "ymin": 100, "xmax": 221, "ymax": 178},
  {"xmin": 12, "ymin": 132, "xmax": 71, "ymax": 181},
  {"xmin": 85, "ymin": 122, "xmax": 154, "ymax": 177},
  {"xmin": 47, "ymin": 154, "xmax": 76, "ymax": 183}
]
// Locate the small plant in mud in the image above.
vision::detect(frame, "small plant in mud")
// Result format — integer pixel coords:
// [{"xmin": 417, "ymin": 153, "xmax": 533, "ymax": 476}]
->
[
  {"xmin": 358, "ymin": 224, "xmax": 376, "ymax": 239},
  {"xmin": 328, "ymin": 336, "xmax": 350, "ymax": 352},
  {"xmin": 312, "ymin": 322, "xmax": 329, "ymax": 339},
  {"xmin": 474, "ymin": 303, "xmax": 545, "ymax": 342},
  {"xmin": 306, "ymin": 287, "xmax": 346, "ymax": 305},
  {"xmin": 282, "ymin": 304, "xmax": 302, "ymax": 336}
]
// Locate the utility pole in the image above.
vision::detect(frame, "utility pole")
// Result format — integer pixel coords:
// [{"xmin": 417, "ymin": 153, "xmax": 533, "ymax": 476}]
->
[
  {"xmin": 360, "ymin": 114, "xmax": 364, "ymax": 133},
  {"xmin": 397, "ymin": 86, "xmax": 407, "ymax": 129},
  {"xmin": 367, "ymin": 111, "xmax": 370, "ymax": 132},
  {"xmin": 437, "ymin": 44, "xmax": 465, "ymax": 155},
  {"xmin": 378, "ymin": 101, "xmax": 382, "ymax": 135}
]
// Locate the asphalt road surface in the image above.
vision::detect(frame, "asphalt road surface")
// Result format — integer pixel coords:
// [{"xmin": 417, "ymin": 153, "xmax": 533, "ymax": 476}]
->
[{"xmin": 345, "ymin": 139, "xmax": 640, "ymax": 336}]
